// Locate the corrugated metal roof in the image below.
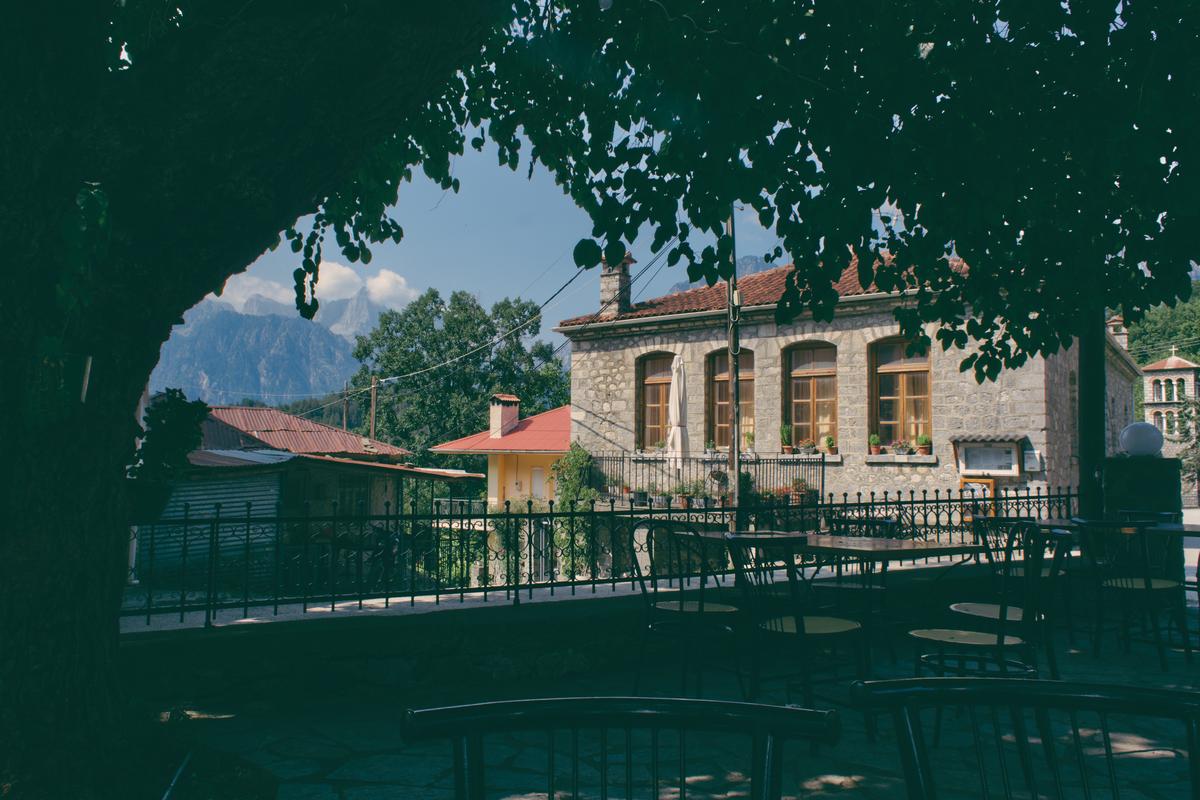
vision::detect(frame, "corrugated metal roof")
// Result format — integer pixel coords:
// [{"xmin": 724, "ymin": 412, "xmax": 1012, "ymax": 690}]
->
[
  {"xmin": 205, "ymin": 406, "xmax": 411, "ymax": 458},
  {"xmin": 187, "ymin": 449, "xmax": 296, "ymax": 467},
  {"xmin": 184, "ymin": 449, "xmax": 482, "ymax": 481},
  {"xmin": 950, "ymin": 434, "xmax": 1026, "ymax": 443},
  {"xmin": 296, "ymin": 454, "xmax": 484, "ymax": 481},
  {"xmin": 431, "ymin": 405, "xmax": 571, "ymax": 454}
]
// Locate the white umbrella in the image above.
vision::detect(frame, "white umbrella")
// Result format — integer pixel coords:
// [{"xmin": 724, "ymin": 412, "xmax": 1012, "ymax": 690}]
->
[{"xmin": 666, "ymin": 354, "xmax": 688, "ymax": 473}]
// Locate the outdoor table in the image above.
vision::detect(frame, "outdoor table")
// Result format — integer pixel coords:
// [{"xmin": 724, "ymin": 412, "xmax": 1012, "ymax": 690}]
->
[{"xmin": 1035, "ymin": 518, "xmax": 1197, "ymax": 583}]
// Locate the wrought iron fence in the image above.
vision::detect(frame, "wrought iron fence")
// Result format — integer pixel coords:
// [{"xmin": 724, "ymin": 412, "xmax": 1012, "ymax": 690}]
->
[{"xmin": 123, "ymin": 486, "xmax": 1075, "ymax": 626}]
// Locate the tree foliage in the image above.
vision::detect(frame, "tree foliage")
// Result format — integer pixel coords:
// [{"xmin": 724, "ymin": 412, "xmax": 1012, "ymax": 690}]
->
[
  {"xmin": 1127, "ymin": 280, "xmax": 1200, "ymax": 365},
  {"xmin": 351, "ymin": 289, "xmax": 569, "ymax": 462},
  {"xmin": 286, "ymin": 1, "xmax": 1200, "ymax": 381},
  {"xmin": 129, "ymin": 389, "xmax": 209, "ymax": 484}
]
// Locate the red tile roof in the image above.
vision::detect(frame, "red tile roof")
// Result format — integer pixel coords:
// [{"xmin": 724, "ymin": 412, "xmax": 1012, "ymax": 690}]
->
[
  {"xmin": 203, "ymin": 406, "xmax": 411, "ymax": 458},
  {"xmin": 559, "ymin": 262, "xmax": 874, "ymax": 327},
  {"xmin": 1142, "ymin": 355, "xmax": 1200, "ymax": 371},
  {"xmin": 431, "ymin": 405, "xmax": 571, "ymax": 454}
]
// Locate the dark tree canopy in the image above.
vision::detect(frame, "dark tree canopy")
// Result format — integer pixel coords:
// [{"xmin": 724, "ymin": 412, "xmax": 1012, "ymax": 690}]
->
[{"xmin": 289, "ymin": 1, "xmax": 1199, "ymax": 380}]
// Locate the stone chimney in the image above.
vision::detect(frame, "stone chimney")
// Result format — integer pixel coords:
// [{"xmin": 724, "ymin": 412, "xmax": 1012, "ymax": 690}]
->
[
  {"xmin": 489, "ymin": 393, "xmax": 520, "ymax": 437},
  {"xmin": 1106, "ymin": 315, "xmax": 1128, "ymax": 349},
  {"xmin": 597, "ymin": 254, "xmax": 635, "ymax": 320}
]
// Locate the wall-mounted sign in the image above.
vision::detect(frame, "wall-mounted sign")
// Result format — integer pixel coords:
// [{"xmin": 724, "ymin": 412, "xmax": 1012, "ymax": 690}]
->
[{"xmin": 956, "ymin": 441, "xmax": 1021, "ymax": 477}]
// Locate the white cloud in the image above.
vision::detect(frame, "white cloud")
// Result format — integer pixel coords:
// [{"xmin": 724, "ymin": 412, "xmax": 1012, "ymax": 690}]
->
[
  {"xmin": 313, "ymin": 260, "xmax": 366, "ymax": 300},
  {"xmin": 366, "ymin": 269, "xmax": 420, "ymax": 308},
  {"xmin": 215, "ymin": 273, "xmax": 293, "ymax": 310}
]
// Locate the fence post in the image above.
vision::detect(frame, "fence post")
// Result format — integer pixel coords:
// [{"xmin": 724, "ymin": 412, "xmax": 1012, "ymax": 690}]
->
[
  {"xmin": 204, "ymin": 503, "xmax": 222, "ymax": 628},
  {"xmin": 242, "ymin": 501, "xmax": 252, "ymax": 619}
]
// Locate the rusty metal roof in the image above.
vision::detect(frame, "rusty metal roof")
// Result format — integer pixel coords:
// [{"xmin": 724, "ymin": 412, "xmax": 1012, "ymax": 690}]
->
[
  {"xmin": 204, "ymin": 406, "xmax": 411, "ymax": 458},
  {"xmin": 185, "ymin": 449, "xmax": 481, "ymax": 481}
]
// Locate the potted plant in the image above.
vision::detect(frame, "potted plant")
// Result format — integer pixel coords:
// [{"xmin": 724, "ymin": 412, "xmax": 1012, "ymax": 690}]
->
[
  {"xmin": 744, "ymin": 431, "xmax": 755, "ymax": 452},
  {"xmin": 653, "ymin": 440, "xmax": 665, "ymax": 452},
  {"xmin": 868, "ymin": 433, "xmax": 882, "ymax": 455},
  {"xmin": 792, "ymin": 477, "xmax": 816, "ymax": 505},
  {"xmin": 796, "ymin": 438, "xmax": 817, "ymax": 455},
  {"xmin": 705, "ymin": 439, "xmax": 718, "ymax": 457},
  {"xmin": 915, "ymin": 434, "xmax": 932, "ymax": 455},
  {"xmin": 890, "ymin": 440, "xmax": 912, "ymax": 455},
  {"xmin": 649, "ymin": 484, "xmax": 670, "ymax": 506},
  {"xmin": 824, "ymin": 435, "xmax": 838, "ymax": 455},
  {"xmin": 779, "ymin": 424, "xmax": 794, "ymax": 454}
]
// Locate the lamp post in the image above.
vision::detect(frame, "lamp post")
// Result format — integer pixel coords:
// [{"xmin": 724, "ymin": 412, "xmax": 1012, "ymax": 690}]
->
[{"xmin": 726, "ymin": 211, "xmax": 741, "ymax": 529}]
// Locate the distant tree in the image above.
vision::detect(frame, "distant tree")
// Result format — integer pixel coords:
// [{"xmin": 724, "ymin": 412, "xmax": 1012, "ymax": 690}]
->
[
  {"xmin": 1127, "ymin": 281, "xmax": 1200, "ymax": 366},
  {"xmin": 129, "ymin": 389, "xmax": 209, "ymax": 484},
  {"xmin": 277, "ymin": 393, "xmax": 364, "ymax": 431},
  {"xmin": 352, "ymin": 289, "xmax": 569, "ymax": 465}
]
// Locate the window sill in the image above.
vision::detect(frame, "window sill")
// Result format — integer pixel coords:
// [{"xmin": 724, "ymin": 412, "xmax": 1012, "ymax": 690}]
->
[
  {"xmin": 631, "ymin": 453, "xmax": 667, "ymax": 462},
  {"xmin": 865, "ymin": 454, "xmax": 939, "ymax": 466}
]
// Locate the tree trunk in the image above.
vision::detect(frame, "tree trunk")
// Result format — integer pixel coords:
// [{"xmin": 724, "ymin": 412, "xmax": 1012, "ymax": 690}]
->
[{"xmin": 1078, "ymin": 304, "xmax": 1108, "ymax": 518}]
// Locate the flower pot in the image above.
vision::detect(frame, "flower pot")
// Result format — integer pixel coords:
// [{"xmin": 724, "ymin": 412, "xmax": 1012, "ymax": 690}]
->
[
  {"xmin": 781, "ymin": 445, "xmax": 794, "ymax": 455},
  {"xmin": 916, "ymin": 445, "xmax": 931, "ymax": 455},
  {"xmin": 869, "ymin": 445, "xmax": 882, "ymax": 455},
  {"xmin": 827, "ymin": 446, "xmax": 838, "ymax": 455}
]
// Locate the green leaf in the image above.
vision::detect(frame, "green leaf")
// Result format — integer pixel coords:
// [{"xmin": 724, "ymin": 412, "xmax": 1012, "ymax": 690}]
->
[{"xmin": 573, "ymin": 238, "xmax": 602, "ymax": 268}]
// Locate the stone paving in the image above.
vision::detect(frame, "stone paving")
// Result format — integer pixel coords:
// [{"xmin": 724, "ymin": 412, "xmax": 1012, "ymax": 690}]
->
[{"xmin": 175, "ymin": 613, "xmax": 1200, "ymax": 800}]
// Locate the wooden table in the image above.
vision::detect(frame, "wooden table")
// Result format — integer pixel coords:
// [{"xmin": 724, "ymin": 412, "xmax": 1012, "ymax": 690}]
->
[
  {"xmin": 1035, "ymin": 518, "xmax": 1200, "ymax": 535},
  {"xmin": 797, "ymin": 534, "xmax": 983, "ymax": 562}
]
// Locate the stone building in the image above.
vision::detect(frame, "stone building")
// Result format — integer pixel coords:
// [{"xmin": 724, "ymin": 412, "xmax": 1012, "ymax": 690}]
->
[
  {"xmin": 1140, "ymin": 348, "xmax": 1200, "ymax": 507},
  {"xmin": 557, "ymin": 261, "xmax": 1140, "ymax": 499}
]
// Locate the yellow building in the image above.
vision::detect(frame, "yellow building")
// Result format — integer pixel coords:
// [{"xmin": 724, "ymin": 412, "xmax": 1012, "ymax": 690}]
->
[{"xmin": 431, "ymin": 394, "xmax": 570, "ymax": 507}]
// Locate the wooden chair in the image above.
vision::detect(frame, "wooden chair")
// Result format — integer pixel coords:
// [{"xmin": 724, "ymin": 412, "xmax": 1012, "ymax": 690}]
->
[
  {"xmin": 909, "ymin": 521, "xmax": 1069, "ymax": 680},
  {"xmin": 724, "ymin": 532, "xmax": 870, "ymax": 718},
  {"xmin": 619, "ymin": 517, "xmax": 739, "ymax": 696},
  {"xmin": 405, "ymin": 696, "xmax": 840, "ymax": 800},
  {"xmin": 852, "ymin": 677, "xmax": 1200, "ymax": 800},
  {"xmin": 1078, "ymin": 518, "xmax": 1193, "ymax": 670}
]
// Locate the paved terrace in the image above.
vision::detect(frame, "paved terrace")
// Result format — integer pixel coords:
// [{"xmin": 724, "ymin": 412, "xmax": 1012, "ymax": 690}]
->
[{"xmin": 123, "ymin": 538, "xmax": 1200, "ymax": 799}]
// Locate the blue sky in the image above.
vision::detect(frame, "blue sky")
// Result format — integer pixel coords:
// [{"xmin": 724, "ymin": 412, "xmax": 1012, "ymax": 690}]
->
[{"xmin": 218, "ymin": 143, "xmax": 783, "ymax": 342}]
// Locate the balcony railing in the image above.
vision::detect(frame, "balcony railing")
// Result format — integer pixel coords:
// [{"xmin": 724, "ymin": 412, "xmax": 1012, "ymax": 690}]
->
[{"xmin": 123, "ymin": 486, "xmax": 1076, "ymax": 626}]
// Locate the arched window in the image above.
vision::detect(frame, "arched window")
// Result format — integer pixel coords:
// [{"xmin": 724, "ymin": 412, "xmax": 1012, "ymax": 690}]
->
[
  {"xmin": 871, "ymin": 338, "xmax": 931, "ymax": 446},
  {"xmin": 1153, "ymin": 379, "xmax": 1163, "ymax": 401},
  {"xmin": 783, "ymin": 343, "xmax": 837, "ymax": 446},
  {"xmin": 636, "ymin": 353, "xmax": 674, "ymax": 449},
  {"xmin": 1153, "ymin": 411, "xmax": 1164, "ymax": 432},
  {"xmin": 1167, "ymin": 411, "xmax": 1177, "ymax": 434},
  {"xmin": 706, "ymin": 349, "xmax": 755, "ymax": 449},
  {"xmin": 1178, "ymin": 379, "xmax": 1187, "ymax": 400},
  {"xmin": 1166, "ymin": 380, "xmax": 1176, "ymax": 402}
]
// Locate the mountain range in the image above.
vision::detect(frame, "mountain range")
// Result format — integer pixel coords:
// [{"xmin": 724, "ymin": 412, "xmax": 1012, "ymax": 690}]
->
[{"xmin": 150, "ymin": 289, "xmax": 387, "ymax": 403}]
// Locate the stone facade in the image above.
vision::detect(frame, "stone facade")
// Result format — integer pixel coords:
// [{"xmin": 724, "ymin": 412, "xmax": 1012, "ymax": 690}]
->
[{"xmin": 562, "ymin": 295, "xmax": 1139, "ymax": 500}]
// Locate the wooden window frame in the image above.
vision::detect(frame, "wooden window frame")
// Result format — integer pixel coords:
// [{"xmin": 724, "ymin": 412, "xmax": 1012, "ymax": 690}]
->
[
  {"xmin": 706, "ymin": 349, "xmax": 755, "ymax": 450},
  {"xmin": 782, "ymin": 343, "xmax": 838, "ymax": 447},
  {"xmin": 869, "ymin": 339, "xmax": 932, "ymax": 447},
  {"xmin": 636, "ymin": 353, "xmax": 674, "ymax": 450}
]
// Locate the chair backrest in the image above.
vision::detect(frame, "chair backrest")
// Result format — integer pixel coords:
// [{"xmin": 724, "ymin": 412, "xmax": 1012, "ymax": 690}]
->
[
  {"xmin": 406, "ymin": 696, "xmax": 840, "ymax": 800},
  {"xmin": 617, "ymin": 517, "xmax": 726, "ymax": 615},
  {"xmin": 852, "ymin": 677, "xmax": 1200, "ymax": 800},
  {"xmin": 1076, "ymin": 519, "xmax": 1174, "ymax": 589},
  {"xmin": 994, "ymin": 524, "xmax": 1070, "ymax": 646},
  {"xmin": 725, "ymin": 532, "xmax": 812, "ymax": 637}
]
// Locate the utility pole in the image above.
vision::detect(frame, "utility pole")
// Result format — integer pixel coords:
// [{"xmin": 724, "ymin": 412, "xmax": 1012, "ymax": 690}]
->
[
  {"xmin": 369, "ymin": 375, "xmax": 378, "ymax": 440},
  {"xmin": 342, "ymin": 381, "xmax": 349, "ymax": 430},
  {"xmin": 726, "ymin": 210, "xmax": 741, "ymax": 529}
]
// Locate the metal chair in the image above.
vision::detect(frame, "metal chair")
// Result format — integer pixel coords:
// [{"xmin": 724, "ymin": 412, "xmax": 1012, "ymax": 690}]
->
[
  {"xmin": 405, "ymin": 696, "xmax": 840, "ymax": 800},
  {"xmin": 619, "ymin": 517, "xmax": 739, "ymax": 696},
  {"xmin": 1078, "ymin": 518, "xmax": 1193, "ymax": 670},
  {"xmin": 852, "ymin": 677, "xmax": 1200, "ymax": 800},
  {"xmin": 909, "ymin": 522, "xmax": 1069, "ymax": 680},
  {"xmin": 724, "ymin": 532, "xmax": 870, "ymax": 716}
]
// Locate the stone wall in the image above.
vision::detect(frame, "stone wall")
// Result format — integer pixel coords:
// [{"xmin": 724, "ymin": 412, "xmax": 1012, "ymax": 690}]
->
[{"xmin": 566, "ymin": 297, "xmax": 1138, "ymax": 500}]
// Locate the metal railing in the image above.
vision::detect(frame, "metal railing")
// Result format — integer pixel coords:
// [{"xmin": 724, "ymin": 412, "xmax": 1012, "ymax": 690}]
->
[
  {"xmin": 122, "ymin": 486, "xmax": 1075, "ymax": 626},
  {"xmin": 588, "ymin": 451, "xmax": 826, "ymax": 504}
]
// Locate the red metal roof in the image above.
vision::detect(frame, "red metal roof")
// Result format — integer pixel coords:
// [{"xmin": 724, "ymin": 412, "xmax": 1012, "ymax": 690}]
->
[
  {"xmin": 185, "ymin": 449, "xmax": 481, "ymax": 480},
  {"xmin": 1142, "ymin": 355, "xmax": 1200, "ymax": 371},
  {"xmin": 204, "ymin": 406, "xmax": 411, "ymax": 458},
  {"xmin": 431, "ymin": 405, "xmax": 571, "ymax": 454}
]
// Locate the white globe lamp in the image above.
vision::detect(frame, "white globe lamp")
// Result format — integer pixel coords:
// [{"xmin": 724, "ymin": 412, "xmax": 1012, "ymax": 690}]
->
[{"xmin": 1119, "ymin": 422, "xmax": 1163, "ymax": 457}]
